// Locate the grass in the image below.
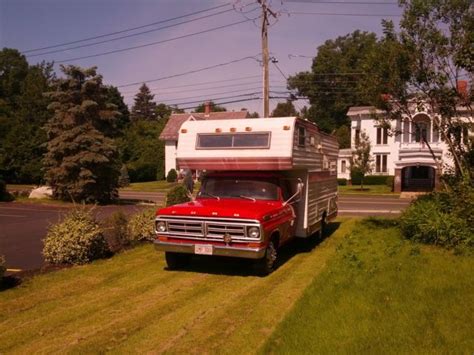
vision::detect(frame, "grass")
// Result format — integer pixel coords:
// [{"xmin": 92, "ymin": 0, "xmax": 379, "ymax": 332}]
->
[
  {"xmin": 0, "ymin": 219, "xmax": 353, "ymax": 353},
  {"xmin": 338, "ymin": 184, "xmax": 398, "ymax": 195},
  {"xmin": 263, "ymin": 218, "xmax": 474, "ymax": 354},
  {"xmin": 1, "ymin": 218, "xmax": 472, "ymax": 353}
]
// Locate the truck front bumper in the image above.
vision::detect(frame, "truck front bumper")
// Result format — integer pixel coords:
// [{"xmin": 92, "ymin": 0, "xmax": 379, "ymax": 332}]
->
[{"xmin": 154, "ymin": 240, "xmax": 266, "ymax": 259}]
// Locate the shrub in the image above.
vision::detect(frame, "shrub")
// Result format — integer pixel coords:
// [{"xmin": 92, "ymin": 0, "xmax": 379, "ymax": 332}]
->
[
  {"xmin": 166, "ymin": 184, "xmax": 191, "ymax": 207},
  {"xmin": 385, "ymin": 175, "xmax": 394, "ymax": 189},
  {"xmin": 127, "ymin": 208, "xmax": 157, "ymax": 243},
  {"xmin": 128, "ymin": 162, "xmax": 157, "ymax": 182},
  {"xmin": 43, "ymin": 208, "xmax": 109, "ymax": 265},
  {"xmin": 0, "ymin": 180, "xmax": 14, "ymax": 202},
  {"xmin": 350, "ymin": 168, "xmax": 364, "ymax": 185},
  {"xmin": 0, "ymin": 255, "xmax": 5, "ymax": 280},
  {"xmin": 118, "ymin": 165, "xmax": 130, "ymax": 187},
  {"xmin": 337, "ymin": 178, "xmax": 347, "ymax": 186},
  {"xmin": 103, "ymin": 211, "xmax": 129, "ymax": 252},
  {"xmin": 400, "ymin": 195, "xmax": 473, "ymax": 249},
  {"xmin": 166, "ymin": 169, "xmax": 178, "ymax": 183}
]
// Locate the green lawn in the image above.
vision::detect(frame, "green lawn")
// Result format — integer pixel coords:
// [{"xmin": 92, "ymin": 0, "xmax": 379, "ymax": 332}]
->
[
  {"xmin": 263, "ymin": 218, "xmax": 474, "ymax": 354},
  {"xmin": 1, "ymin": 218, "xmax": 472, "ymax": 353},
  {"xmin": 338, "ymin": 184, "xmax": 398, "ymax": 195}
]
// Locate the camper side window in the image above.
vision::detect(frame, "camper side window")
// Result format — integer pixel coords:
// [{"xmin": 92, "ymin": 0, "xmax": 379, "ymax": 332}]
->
[{"xmin": 298, "ymin": 126, "xmax": 306, "ymax": 146}]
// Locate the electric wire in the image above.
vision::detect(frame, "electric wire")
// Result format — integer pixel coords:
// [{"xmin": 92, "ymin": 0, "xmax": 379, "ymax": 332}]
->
[{"xmin": 22, "ymin": 2, "xmax": 233, "ymax": 53}]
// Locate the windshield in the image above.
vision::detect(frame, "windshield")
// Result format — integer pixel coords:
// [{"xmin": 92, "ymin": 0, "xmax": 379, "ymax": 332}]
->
[{"xmin": 198, "ymin": 177, "xmax": 279, "ymax": 201}]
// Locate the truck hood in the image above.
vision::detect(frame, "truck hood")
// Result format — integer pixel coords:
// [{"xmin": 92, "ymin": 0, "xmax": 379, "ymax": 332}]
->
[{"xmin": 157, "ymin": 198, "xmax": 284, "ymax": 220}]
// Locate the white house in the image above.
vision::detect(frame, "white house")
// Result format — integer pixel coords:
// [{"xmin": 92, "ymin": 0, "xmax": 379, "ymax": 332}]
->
[
  {"xmin": 338, "ymin": 104, "xmax": 472, "ymax": 192},
  {"xmin": 159, "ymin": 104, "xmax": 250, "ymax": 176}
]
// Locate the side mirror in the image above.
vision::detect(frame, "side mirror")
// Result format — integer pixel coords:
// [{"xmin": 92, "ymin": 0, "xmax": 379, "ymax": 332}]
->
[{"xmin": 283, "ymin": 179, "xmax": 304, "ymax": 206}]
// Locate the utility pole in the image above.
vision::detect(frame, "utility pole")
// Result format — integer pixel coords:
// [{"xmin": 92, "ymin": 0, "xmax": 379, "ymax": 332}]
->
[{"xmin": 258, "ymin": 0, "xmax": 276, "ymax": 118}]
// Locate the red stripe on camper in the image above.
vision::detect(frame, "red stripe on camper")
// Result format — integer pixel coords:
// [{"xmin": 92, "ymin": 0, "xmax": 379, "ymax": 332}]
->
[{"xmin": 177, "ymin": 157, "xmax": 293, "ymax": 171}]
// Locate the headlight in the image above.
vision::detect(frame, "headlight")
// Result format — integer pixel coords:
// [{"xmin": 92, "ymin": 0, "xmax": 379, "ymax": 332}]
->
[
  {"xmin": 247, "ymin": 226, "xmax": 260, "ymax": 238},
  {"xmin": 156, "ymin": 221, "xmax": 167, "ymax": 233}
]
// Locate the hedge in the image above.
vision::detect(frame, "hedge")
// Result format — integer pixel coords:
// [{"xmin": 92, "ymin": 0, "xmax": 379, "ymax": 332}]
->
[
  {"xmin": 337, "ymin": 178, "xmax": 347, "ymax": 186},
  {"xmin": 351, "ymin": 175, "xmax": 394, "ymax": 186}
]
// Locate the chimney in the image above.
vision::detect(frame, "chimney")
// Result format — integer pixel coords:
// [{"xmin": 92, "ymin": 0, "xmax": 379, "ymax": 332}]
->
[
  {"xmin": 204, "ymin": 101, "xmax": 211, "ymax": 117},
  {"xmin": 457, "ymin": 80, "xmax": 468, "ymax": 100}
]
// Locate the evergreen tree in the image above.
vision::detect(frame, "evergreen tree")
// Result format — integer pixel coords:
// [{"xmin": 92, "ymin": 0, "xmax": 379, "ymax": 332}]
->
[
  {"xmin": 131, "ymin": 83, "xmax": 157, "ymax": 121},
  {"xmin": 104, "ymin": 85, "xmax": 130, "ymax": 131},
  {"xmin": 44, "ymin": 65, "xmax": 121, "ymax": 203}
]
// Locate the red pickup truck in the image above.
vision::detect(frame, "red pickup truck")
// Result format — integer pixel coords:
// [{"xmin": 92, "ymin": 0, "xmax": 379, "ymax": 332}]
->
[{"xmin": 155, "ymin": 117, "xmax": 338, "ymax": 274}]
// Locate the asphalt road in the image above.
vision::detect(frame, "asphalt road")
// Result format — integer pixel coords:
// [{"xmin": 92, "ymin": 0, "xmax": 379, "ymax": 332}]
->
[
  {"xmin": 0, "ymin": 203, "xmax": 147, "ymax": 272},
  {"xmin": 0, "ymin": 194, "xmax": 412, "ymax": 272}
]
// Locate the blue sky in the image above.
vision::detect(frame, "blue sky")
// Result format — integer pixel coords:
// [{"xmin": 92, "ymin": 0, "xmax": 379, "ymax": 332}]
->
[{"xmin": 0, "ymin": 0, "xmax": 402, "ymax": 115}]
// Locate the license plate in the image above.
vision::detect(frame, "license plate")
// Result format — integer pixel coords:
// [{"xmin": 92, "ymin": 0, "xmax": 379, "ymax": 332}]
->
[{"xmin": 195, "ymin": 244, "xmax": 213, "ymax": 255}]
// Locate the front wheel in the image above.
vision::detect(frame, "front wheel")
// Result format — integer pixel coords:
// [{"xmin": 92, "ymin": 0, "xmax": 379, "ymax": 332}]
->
[
  {"xmin": 165, "ymin": 252, "xmax": 191, "ymax": 270},
  {"xmin": 255, "ymin": 240, "xmax": 278, "ymax": 275}
]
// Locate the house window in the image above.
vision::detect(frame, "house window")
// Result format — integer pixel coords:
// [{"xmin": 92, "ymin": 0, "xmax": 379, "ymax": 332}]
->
[
  {"xmin": 298, "ymin": 126, "xmax": 306, "ymax": 146},
  {"xmin": 403, "ymin": 120, "xmax": 410, "ymax": 143},
  {"xmin": 376, "ymin": 127, "xmax": 388, "ymax": 144},
  {"xmin": 375, "ymin": 154, "xmax": 388, "ymax": 173},
  {"xmin": 341, "ymin": 160, "xmax": 347, "ymax": 173}
]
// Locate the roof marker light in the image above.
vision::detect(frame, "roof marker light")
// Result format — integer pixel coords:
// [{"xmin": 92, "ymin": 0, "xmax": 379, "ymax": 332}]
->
[
  {"xmin": 181, "ymin": 129, "xmax": 187, "ymax": 133},
  {"xmin": 215, "ymin": 128, "xmax": 222, "ymax": 133},
  {"xmin": 283, "ymin": 125, "xmax": 291, "ymax": 130},
  {"xmin": 245, "ymin": 127, "xmax": 252, "ymax": 132},
  {"xmin": 230, "ymin": 127, "xmax": 236, "ymax": 132}
]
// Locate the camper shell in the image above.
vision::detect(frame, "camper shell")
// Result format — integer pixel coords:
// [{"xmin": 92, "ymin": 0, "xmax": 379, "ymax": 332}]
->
[{"xmin": 155, "ymin": 117, "xmax": 338, "ymax": 273}]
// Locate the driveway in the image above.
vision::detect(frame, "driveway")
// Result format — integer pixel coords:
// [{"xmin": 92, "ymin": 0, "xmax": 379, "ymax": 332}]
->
[{"xmin": 0, "ymin": 203, "xmax": 148, "ymax": 272}]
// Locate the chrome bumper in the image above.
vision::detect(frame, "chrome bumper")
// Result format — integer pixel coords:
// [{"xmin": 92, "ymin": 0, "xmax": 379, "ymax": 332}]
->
[{"xmin": 154, "ymin": 240, "xmax": 266, "ymax": 259}]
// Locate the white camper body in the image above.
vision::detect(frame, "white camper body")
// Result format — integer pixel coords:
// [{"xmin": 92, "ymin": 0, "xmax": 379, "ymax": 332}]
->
[{"xmin": 176, "ymin": 117, "xmax": 338, "ymax": 237}]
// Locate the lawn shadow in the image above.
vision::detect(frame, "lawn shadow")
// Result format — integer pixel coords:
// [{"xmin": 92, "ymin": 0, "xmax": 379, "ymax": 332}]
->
[
  {"xmin": 0, "ymin": 275, "xmax": 22, "ymax": 291},
  {"xmin": 166, "ymin": 221, "xmax": 341, "ymax": 277}
]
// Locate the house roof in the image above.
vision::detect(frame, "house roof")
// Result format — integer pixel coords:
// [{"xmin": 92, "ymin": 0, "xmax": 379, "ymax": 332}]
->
[{"xmin": 159, "ymin": 111, "xmax": 250, "ymax": 141}]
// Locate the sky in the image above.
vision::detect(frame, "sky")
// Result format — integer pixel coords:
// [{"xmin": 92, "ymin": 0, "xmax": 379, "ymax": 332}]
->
[{"xmin": 0, "ymin": 0, "xmax": 403, "ymax": 116}]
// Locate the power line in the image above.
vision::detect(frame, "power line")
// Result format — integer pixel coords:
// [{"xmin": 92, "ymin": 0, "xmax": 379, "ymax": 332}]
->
[
  {"xmin": 26, "ymin": 8, "xmax": 237, "ymax": 58},
  {"xmin": 167, "ymin": 92, "xmax": 261, "ymax": 106},
  {"xmin": 117, "ymin": 55, "xmax": 261, "ymax": 88},
  {"xmin": 283, "ymin": 1, "xmax": 398, "ymax": 5},
  {"xmin": 22, "ymin": 2, "xmax": 233, "ymax": 53},
  {"xmin": 285, "ymin": 11, "xmax": 401, "ymax": 17},
  {"xmin": 55, "ymin": 18, "xmax": 257, "ymax": 63},
  {"xmin": 179, "ymin": 97, "xmax": 262, "ymax": 111},
  {"xmin": 123, "ymin": 81, "xmax": 287, "ymax": 97},
  {"xmin": 159, "ymin": 87, "xmax": 265, "ymax": 102}
]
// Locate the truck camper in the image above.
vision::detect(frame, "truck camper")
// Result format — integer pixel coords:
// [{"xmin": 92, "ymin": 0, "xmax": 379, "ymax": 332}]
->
[{"xmin": 155, "ymin": 117, "xmax": 338, "ymax": 274}]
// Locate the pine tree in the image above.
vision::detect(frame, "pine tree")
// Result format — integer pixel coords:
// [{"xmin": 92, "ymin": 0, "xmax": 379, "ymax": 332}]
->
[
  {"xmin": 43, "ymin": 65, "xmax": 121, "ymax": 203},
  {"xmin": 131, "ymin": 83, "xmax": 157, "ymax": 121}
]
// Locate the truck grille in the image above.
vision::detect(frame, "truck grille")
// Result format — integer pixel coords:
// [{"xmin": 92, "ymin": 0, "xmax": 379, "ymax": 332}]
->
[{"xmin": 155, "ymin": 216, "xmax": 261, "ymax": 242}]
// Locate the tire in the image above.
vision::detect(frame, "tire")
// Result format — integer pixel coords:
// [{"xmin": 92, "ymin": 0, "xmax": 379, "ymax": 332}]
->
[
  {"xmin": 165, "ymin": 252, "xmax": 191, "ymax": 270},
  {"xmin": 255, "ymin": 240, "xmax": 278, "ymax": 275},
  {"xmin": 319, "ymin": 213, "xmax": 327, "ymax": 239}
]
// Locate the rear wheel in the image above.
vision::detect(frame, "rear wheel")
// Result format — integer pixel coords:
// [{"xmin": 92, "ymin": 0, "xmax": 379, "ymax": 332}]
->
[
  {"xmin": 255, "ymin": 240, "xmax": 278, "ymax": 275},
  {"xmin": 165, "ymin": 252, "xmax": 191, "ymax": 270}
]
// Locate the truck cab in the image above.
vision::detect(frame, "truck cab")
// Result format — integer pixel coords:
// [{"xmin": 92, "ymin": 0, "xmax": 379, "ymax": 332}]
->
[{"xmin": 155, "ymin": 117, "xmax": 338, "ymax": 274}]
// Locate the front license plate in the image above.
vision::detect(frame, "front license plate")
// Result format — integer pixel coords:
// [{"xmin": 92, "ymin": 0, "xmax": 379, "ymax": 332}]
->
[{"xmin": 195, "ymin": 244, "xmax": 213, "ymax": 255}]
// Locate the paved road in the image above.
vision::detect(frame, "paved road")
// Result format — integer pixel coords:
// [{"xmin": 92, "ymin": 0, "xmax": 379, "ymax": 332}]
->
[
  {"xmin": 0, "ymin": 194, "xmax": 412, "ymax": 272},
  {"xmin": 0, "ymin": 203, "xmax": 147, "ymax": 272},
  {"xmin": 338, "ymin": 195, "xmax": 411, "ymax": 216}
]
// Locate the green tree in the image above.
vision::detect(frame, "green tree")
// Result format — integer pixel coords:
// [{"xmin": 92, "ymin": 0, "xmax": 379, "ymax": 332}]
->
[
  {"xmin": 334, "ymin": 125, "xmax": 351, "ymax": 149},
  {"xmin": 117, "ymin": 119, "xmax": 167, "ymax": 182},
  {"xmin": 44, "ymin": 65, "xmax": 121, "ymax": 203},
  {"xmin": 364, "ymin": 1, "xmax": 473, "ymax": 183},
  {"xmin": 194, "ymin": 101, "xmax": 226, "ymax": 113},
  {"xmin": 0, "ymin": 51, "xmax": 53, "ymax": 183},
  {"xmin": 288, "ymin": 31, "xmax": 379, "ymax": 132},
  {"xmin": 104, "ymin": 85, "xmax": 130, "ymax": 131},
  {"xmin": 131, "ymin": 83, "xmax": 157, "ymax": 121},
  {"xmin": 155, "ymin": 103, "xmax": 172, "ymax": 120},
  {"xmin": 271, "ymin": 100, "xmax": 298, "ymax": 117},
  {"xmin": 351, "ymin": 130, "xmax": 372, "ymax": 190}
]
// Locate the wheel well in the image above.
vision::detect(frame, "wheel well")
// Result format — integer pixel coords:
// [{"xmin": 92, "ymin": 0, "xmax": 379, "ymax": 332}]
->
[{"xmin": 270, "ymin": 230, "xmax": 280, "ymax": 248}]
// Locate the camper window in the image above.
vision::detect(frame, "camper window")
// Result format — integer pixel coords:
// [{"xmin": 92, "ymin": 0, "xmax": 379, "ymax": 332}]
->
[
  {"xmin": 298, "ymin": 126, "xmax": 306, "ymax": 146},
  {"xmin": 197, "ymin": 132, "xmax": 270, "ymax": 149}
]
